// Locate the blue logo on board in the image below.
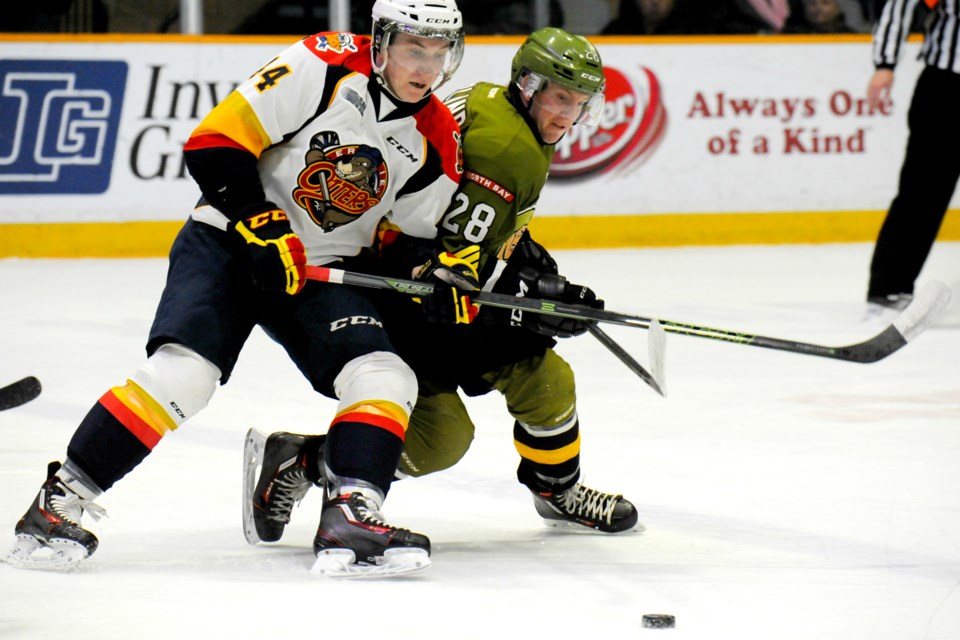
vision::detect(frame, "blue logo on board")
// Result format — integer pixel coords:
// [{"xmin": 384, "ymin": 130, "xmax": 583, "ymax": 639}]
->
[{"xmin": 0, "ymin": 59, "xmax": 127, "ymax": 194}]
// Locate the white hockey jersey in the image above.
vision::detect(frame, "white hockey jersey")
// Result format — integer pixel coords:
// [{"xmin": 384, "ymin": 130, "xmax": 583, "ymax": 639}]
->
[{"xmin": 184, "ymin": 32, "xmax": 463, "ymax": 266}]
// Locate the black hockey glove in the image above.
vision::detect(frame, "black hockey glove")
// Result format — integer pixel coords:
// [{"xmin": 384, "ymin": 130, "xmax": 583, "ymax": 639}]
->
[
  {"xmin": 232, "ymin": 203, "xmax": 306, "ymax": 295},
  {"xmin": 492, "ymin": 232, "xmax": 603, "ymax": 338},
  {"xmin": 518, "ymin": 270, "xmax": 604, "ymax": 338},
  {"xmin": 414, "ymin": 247, "xmax": 480, "ymax": 325}
]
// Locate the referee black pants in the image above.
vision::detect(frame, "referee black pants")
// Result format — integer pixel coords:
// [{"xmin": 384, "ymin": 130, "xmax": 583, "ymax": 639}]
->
[{"xmin": 869, "ymin": 66, "xmax": 960, "ymax": 298}]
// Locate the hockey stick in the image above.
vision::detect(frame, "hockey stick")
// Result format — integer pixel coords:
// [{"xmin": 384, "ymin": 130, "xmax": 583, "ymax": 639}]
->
[
  {"xmin": 305, "ymin": 266, "xmax": 950, "ymax": 364},
  {"xmin": 0, "ymin": 376, "xmax": 42, "ymax": 411},
  {"xmin": 589, "ymin": 323, "xmax": 666, "ymax": 396}
]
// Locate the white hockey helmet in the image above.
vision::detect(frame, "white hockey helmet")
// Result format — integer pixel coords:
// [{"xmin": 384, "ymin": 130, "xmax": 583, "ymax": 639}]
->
[{"xmin": 371, "ymin": 0, "xmax": 465, "ymax": 98}]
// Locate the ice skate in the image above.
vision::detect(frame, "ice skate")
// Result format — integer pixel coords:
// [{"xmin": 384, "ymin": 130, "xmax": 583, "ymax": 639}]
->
[
  {"xmin": 243, "ymin": 429, "xmax": 323, "ymax": 544},
  {"xmin": 864, "ymin": 292, "xmax": 914, "ymax": 324},
  {"xmin": 5, "ymin": 461, "xmax": 106, "ymax": 569},
  {"xmin": 532, "ymin": 482, "xmax": 642, "ymax": 533},
  {"xmin": 311, "ymin": 487, "xmax": 431, "ymax": 578}
]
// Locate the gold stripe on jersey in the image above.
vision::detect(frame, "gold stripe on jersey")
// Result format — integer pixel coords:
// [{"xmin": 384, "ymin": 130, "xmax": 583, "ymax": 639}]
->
[
  {"xmin": 452, "ymin": 244, "xmax": 481, "ymax": 271},
  {"xmin": 191, "ymin": 91, "xmax": 271, "ymax": 157}
]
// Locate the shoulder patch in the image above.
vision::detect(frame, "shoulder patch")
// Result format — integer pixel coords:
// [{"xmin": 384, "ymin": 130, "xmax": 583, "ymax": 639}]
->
[{"xmin": 302, "ymin": 33, "xmax": 372, "ymax": 75}]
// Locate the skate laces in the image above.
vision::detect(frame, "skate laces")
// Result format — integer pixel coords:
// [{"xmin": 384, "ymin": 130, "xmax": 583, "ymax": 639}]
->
[
  {"xmin": 557, "ymin": 483, "xmax": 621, "ymax": 525},
  {"xmin": 345, "ymin": 493, "xmax": 415, "ymax": 533},
  {"xmin": 350, "ymin": 494, "xmax": 390, "ymax": 528},
  {"xmin": 268, "ymin": 466, "xmax": 311, "ymax": 523},
  {"xmin": 49, "ymin": 484, "xmax": 107, "ymax": 525}
]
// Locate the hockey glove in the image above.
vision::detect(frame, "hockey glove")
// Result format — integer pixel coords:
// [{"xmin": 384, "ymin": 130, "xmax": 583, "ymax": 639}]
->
[
  {"xmin": 519, "ymin": 270, "xmax": 604, "ymax": 338},
  {"xmin": 414, "ymin": 247, "xmax": 481, "ymax": 325},
  {"xmin": 233, "ymin": 204, "xmax": 307, "ymax": 295}
]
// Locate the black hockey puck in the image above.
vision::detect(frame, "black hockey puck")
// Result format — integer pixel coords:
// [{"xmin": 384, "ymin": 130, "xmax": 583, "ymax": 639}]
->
[{"xmin": 642, "ymin": 614, "xmax": 675, "ymax": 629}]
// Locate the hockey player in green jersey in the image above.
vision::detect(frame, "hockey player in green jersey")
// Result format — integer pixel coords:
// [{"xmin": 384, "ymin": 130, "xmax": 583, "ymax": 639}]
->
[{"xmin": 249, "ymin": 28, "xmax": 640, "ymax": 549}]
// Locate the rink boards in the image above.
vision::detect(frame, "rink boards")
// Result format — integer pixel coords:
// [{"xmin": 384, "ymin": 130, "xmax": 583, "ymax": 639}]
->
[{"xmin": 0, "ymin": 33, "xmax": 957, "ymax": 256}]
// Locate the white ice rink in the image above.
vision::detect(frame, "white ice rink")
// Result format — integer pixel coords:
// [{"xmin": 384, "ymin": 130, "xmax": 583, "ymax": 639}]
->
[{"xmin": 1, "ymin": 242, "xmax": 958, "ymax": 640}]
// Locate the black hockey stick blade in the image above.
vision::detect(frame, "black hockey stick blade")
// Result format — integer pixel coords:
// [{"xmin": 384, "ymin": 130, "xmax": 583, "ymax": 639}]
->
[
  {"xmin": 588, "ymin": 323, "xmax": 666, "ymax": 396},
  {"xmin": 305, "ymin": 267, "xmax": 950, "ymax": 364},
  {"xmin": 0, "ymin": 376, "xmax": 42, "ymax": 411}
]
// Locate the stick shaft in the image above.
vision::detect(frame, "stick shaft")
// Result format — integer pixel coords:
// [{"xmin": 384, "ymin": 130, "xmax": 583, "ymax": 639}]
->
[{"xmin": 305, "ymin": 266, "xmax": 932, "ymax": 364}]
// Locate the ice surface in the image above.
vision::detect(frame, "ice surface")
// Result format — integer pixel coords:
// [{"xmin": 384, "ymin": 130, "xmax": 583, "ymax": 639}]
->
[{"xmin": 1, "ymin": 242, "xmax": 958, "ymax": 640}]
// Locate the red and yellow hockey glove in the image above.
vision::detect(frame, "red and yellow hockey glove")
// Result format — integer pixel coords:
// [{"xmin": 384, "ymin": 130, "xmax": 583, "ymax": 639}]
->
[
  {"xmin": 414, "ymin": 246, "xmax": 480, "ymax": 325},
  {"xmin": 233, "ymin": 205, "xmax": 306, "ymax": 295}
]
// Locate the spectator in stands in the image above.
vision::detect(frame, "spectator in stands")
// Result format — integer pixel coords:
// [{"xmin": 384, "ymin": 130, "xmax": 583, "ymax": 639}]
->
[
  {"xmin": 559, "ymin": 0, "xmax": 618, "ymax": 34},
  {"xmin": 714, "ymin": 0, "xmax": 791, "ymax": 33},
  {"xmin": 462, "ymin": 0, "xmax": 564, "ymax": 35},
  {"xmin": 232, "ymin": 0, "xmax": 368, "ymax": 35},
  {"xmin": 602, "ymin": 0, "xmax": 716, "ymax": 34},
  {"xmin": 7, "ymin": 0, "xmax": 107, "ymax": 32},
  {"xmin": 784, "ymin": 0, "xmax": 857, "ymax": 32}
]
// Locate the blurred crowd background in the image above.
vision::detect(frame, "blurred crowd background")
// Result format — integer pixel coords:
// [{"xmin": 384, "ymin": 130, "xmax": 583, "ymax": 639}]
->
[{"xmin": 1, "ymin": 0, "xmax": 929, "ymax": 37}]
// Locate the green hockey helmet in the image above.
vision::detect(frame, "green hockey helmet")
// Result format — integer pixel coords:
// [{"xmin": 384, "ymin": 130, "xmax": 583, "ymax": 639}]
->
[{"xmin": 511, "ymin": 27, "xmax": 605, "ymax": 125}]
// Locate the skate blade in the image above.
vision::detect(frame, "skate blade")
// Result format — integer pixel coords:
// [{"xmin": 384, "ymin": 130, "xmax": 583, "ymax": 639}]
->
[
  {"xmin": 541, "ymin": 518, "xmax": 647, "ymax": 534},
  {"xmin": 310, "ymin": 547, "xmax": 431, "ymax": 578},
  {"xmin": 4, "ymin": 535, "xmax": 91, "ymax": 570},
  {"xmin": 241, "ymin": 428, "xmax": 268, "ymax": 545}
]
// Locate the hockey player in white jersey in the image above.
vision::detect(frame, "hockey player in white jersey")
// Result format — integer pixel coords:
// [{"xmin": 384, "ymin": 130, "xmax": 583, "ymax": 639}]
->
[{"xmin": 6, "ymin": 0, "xmax": 473, "ymax": 577}]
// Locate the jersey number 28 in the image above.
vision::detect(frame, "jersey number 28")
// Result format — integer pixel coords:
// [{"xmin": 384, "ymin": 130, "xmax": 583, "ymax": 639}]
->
[{"xmin": 441, "ymin": 193, "xmax": 496, "ymax": 243}]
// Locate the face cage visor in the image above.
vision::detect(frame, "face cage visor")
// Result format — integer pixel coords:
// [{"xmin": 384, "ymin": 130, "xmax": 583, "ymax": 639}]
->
[
  {"xmin": 373, "ymin": 20, "xmax": 465, "ymax": 97},
  {"xmin": 516, "ymin": 70, "xmax": 605, "ymax": 127}
]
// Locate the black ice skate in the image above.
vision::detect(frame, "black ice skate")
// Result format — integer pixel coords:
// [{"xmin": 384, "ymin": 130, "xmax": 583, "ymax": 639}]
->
[
  {"xmin": 312, "ymin": 489, "xmax": 431, "ymax": 577},
  {"xmin": 867, "ymin": 292, "xmax": 914, "ymax": 311},
  {"xmin": 244, "ymin": 430, "xmax": 324, "ymax": 544},
  {"xmin": 5, "ymin": 461, "xmax": 105, "ymax": 568},
  {"xmin": 864, "ymin": 292, "xmax": 915, "ymax": 323},
  {"xmin": 532, "ymin": 482, "xmax": 642, "ymax": 533}
]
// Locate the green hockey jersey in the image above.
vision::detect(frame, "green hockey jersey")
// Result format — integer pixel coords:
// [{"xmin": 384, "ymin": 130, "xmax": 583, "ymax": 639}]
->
[{"xmin": 439, "ymin": 82, "xmax": 554, "ymax": 282}]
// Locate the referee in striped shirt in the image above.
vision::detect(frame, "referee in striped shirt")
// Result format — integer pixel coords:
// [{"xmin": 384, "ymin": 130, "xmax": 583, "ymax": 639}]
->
[{"xmin": 865, "ymin": 0, "xmax": 959, "ymax": 313}]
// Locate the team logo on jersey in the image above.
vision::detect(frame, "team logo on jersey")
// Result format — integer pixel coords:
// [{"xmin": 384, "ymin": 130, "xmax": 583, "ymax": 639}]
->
[
  {"xmin": 0, "ymin": 59, "xmax": 127, "ymax": 194},
  {"xmin": 550, "ymin": 66, "xmax": 666, "ymax": 181},
  {"xmin": 313, "ymin": 33, "xmax": 359, "ymax": 55},
  {"xmin": 293, "ymin": 131, "xmax": 388, "ymax": 231}
]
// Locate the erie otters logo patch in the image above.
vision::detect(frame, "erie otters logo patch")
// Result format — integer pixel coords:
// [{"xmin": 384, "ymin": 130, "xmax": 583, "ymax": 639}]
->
[
  {"xmin": 294, "ymin": 131, "xmax": 388, "ymax": 232},
  {"xmin": 551, "ymin": 66, "xmax": 667, "ymax": 181},
  {"xmin": 313, "ymin": 33, "xmax": 358, "ymax": 54}
]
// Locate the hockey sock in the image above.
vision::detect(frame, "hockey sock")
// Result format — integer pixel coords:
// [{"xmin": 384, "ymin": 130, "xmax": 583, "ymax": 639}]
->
[
  {"xmin": 65, "ymin": 381, "xmax": 178, "ymax": 491},
  {"xmin": 513, "ymin": 415, "xmax": 581, "ymax": 492},
  {"xmin": 324, "ymin": 402, "xmax": 408, "ymax": 495}
]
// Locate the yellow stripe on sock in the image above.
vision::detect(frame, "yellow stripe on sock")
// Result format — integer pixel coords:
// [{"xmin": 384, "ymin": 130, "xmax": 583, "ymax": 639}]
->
[
  {"xmin": 514, "ymin": 433, "xmax": 581, "ymax": 466},
  {"xmin": 335, "ymin": 400, "xmax": 410, "ymax": 427},
  {"xmin": 114, "ymin": 380, "xmax": 179, "ymax": 436}
]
